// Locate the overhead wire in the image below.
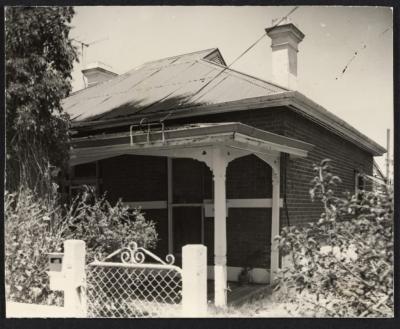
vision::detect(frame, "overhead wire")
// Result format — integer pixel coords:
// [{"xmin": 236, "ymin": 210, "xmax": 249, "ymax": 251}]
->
[
  {"xmin": 186, "ymin": 6, "xmax": 300, "ymax": 103},
  {"xmin": 136, "ymin": 6, "xmax": 299, "ymax": 122},
  {"xmin": 335, "ymin": 25, "xmax": 393, "ymax": 80},
  {"xmin": 229, "ymin": 6, "xmax": 299, "ymax": 68}
]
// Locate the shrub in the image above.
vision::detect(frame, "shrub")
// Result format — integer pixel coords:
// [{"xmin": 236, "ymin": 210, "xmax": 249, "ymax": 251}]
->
[
  {"xmin": 64, "ymin": 186, "xmax": 158, "ymax": 263},
  {"xmin": 5, "ymin": 184, "xmax": 158, "ymax": 305},
  {"xmin": 274, "ymin": 159, "xmax": 393, "ymax": 317}
]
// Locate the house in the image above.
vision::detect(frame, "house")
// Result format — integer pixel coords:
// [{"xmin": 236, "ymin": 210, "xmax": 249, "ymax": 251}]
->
[{"xmin": 62, "ymin": 23, "xmax": 385, "ymax": 307}]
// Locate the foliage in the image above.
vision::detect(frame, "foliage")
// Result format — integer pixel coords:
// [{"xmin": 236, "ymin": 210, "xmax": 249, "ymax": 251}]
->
[
  {"xmin": 274, "ymin": 159, "xmax": 393, "ymax": 317},
  {"xmin": 65, "ymin": 187, "xmax": 158, "ymax": 263},
  {"xmin": 5, "ymin": 184, "xmax": 158, "ymax": 305},
  {"xmin": 5, "ymin": 6, "xmax": 78, "ymax": 193},
  {"xmin": 5, "ymin": 184, "xmax": 66, "ymax": 305}
]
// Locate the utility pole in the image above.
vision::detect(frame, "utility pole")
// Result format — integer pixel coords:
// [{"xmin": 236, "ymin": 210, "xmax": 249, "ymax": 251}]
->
[{"xmin": 386, "ymin": 128, "xmax": 390, "ymax": 184}]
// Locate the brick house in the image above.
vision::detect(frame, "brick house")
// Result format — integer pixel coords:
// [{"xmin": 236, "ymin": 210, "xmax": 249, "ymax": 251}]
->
[{"xmin": 62, "ymin": 23, "xmax": 385, "ymax": 306}]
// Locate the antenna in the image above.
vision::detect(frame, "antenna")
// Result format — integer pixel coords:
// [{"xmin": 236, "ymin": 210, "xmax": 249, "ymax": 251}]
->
[
  {"xmin": 72, "ymin": 36, "xmax": 109, "ymax": 88},
  {"xmin": 72, "ymin": 36, "xmax": 109, "ymax": 67}
]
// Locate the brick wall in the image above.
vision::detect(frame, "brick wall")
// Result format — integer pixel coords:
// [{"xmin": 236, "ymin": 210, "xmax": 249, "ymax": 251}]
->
[
  {"xmin": 100, "ymin": 154, "xmax": 167, "ymax": 202},
  {"xmin": 172, "ymin": 158, "xmax": 212, "ymax": 203},
  {"xmin": 169, "ymin": 107, "xmax": 374, "ymax": 227},
  {"xmin": 73, "ymin": 105, "xmax": 374, "ymax": 269},
  {"xmin": 281, "ymin": 110, "xmax": 373, "ymax": 227},
  {"xmin": 95, "ymin": 152, "xmax": 274, "ymax": 269},
  {"xmin": 203, "ymin": 155, "xmax": 273, "ymax": 268},
  {"xmin": 100, "ymin": 155, "xmax": 169, "ymax": 256},
  {"xmin": 143, "ymin": 209, "xmax": 168, "ymax": 257},
  {"xmin": 227, "ymin": 155, "xmax": 272, "ymax": 198},
  {"xmin": 203, "ymin": 209, "xmax": 271, "ymax": 269}
]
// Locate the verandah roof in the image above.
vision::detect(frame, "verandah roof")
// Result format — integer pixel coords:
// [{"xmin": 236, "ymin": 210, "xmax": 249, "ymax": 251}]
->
[{"xmin": 70, "ymin": 122, "xmax": 314, "ymax": 166}]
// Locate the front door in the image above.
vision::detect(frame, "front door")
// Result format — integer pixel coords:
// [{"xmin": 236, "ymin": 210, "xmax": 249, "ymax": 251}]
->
[
  {"xmin": 172, "ymin": 158, "xmax": 210, "ymax": 263},
  {"xmin": 172, "ymin": 206, "xmax": 203, "ymax": 264}
]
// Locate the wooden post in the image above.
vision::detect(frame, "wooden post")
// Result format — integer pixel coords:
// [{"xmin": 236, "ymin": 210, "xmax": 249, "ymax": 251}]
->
[
  {"xmin": 167, "ymin": 157, "xmax": 173, "ymax": 254},
  {"xmin": 386, "ymin": 128, "xmax": 390, "ymax": 183},
  {"xmin": 212, "ymin": 147, "xmax": 228, "ymax": 307},
  {"xmin": 63, "ymin": 240, "xmax": 86, "ymax": 317},
  {"xmin": 182, "ymin": 244, "xmax": 207, "ymax": 317},
  {"xmin": 270, "ymin": 160, "xmax": 280, "ymax": 284}
]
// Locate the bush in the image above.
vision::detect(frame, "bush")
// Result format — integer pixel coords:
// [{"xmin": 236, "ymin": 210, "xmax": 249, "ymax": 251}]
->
[
  {"xmin": 5, "ymin": 185, "xmax": 66, "ymax": 305},
  {"xmin": 64, "ymin": 186, "xmax": 158, "ymax": 263},
  {"xmin": 5, "ymin": 184, "xmax": 158, "ymax": 305},
  {"xmin": 274, "ymin": 159, "xmax": 393, "ymax": 317}
]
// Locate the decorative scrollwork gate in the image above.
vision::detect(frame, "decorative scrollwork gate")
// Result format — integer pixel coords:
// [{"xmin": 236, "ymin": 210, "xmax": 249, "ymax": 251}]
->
[{"xmin": 86, "ymin": 242, "xmax": 182, "ymax": 318}]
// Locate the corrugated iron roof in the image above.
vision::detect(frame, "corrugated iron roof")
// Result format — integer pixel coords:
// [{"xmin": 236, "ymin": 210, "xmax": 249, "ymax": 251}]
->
[
  {"xmin": 63, "ymin": 48, "xmax": 287, "ymax": 122},
  {"xmin": 63, "ymin": 48, "xmax": 385, "ymax": 156}
]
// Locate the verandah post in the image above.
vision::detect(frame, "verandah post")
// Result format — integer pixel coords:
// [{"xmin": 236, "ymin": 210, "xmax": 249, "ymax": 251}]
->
[
  {"xmin": 212, "ymin": 147, "xmax": 228, "ymax": 307},
  {"xmin": 270, "ymin": 159, "xmax": 281, "ymax": 283}
]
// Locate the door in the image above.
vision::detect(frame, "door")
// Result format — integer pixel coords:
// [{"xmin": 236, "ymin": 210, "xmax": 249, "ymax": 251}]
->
[
  {"xmin": 171, "ymin": 158, "xmax": 210, "ymax": 264},
  {"xmin": 172, "ymin": 206, "xmax": 203, "ymax": 264}
]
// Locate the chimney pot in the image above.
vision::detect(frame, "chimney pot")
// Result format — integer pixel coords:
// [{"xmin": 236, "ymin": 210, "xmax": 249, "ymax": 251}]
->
[{"xmin": 266, "ymin": 22, "xmax": 305, "ymax": 90}]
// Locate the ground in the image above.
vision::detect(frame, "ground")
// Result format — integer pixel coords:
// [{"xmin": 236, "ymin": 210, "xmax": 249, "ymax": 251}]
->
[{"xmin": 208, "ymin": 294, "xmax": 297, "ymax": 317}]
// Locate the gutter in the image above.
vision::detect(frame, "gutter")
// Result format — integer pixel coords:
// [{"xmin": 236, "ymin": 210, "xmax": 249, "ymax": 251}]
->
[
  {"xmin": 70, "ymin": 92, "xmax": 292, "ymax": 130},
  {"xmin": 69, "ymin": 91, "xmax": 385, "ymax": 157},
  {"xmin": 287, "ymin": 91, "xmax": 386, "ymax": 156}
]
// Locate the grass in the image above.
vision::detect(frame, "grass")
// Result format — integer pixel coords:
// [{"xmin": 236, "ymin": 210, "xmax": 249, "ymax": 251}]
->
[{"xmin": 207, "ymin": 293, "xmax": 299, "ymax": 317}]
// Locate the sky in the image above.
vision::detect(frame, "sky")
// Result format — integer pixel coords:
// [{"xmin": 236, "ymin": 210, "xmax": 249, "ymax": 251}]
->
[{"xmin": 68, "ymin": 6, "xmax": 393, "ymax": 173}]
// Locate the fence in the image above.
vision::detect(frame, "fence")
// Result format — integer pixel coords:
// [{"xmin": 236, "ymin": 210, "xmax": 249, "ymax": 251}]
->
[
  {"xmin": 46, "ymin": 240, "xmax": 207, "ymax": 318},
  {"xmin": 86, "ymin": 243, "xmax": 183, "ymax": 318}
]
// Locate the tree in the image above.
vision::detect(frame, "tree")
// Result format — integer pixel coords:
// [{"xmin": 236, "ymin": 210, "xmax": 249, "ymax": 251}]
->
[
  {"xmin": 274, "ymin": 159, "xmax": 393, "ymax": 317},
  {"xmin": 5, "ymin": 6, "xmax": 78, "ymax": 193}
]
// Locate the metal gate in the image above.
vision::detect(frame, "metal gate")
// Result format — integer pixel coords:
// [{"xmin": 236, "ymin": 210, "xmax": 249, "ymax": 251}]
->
[{"xmin": 86, "ymin": 242, "xmax": 182, "ymax": 318}]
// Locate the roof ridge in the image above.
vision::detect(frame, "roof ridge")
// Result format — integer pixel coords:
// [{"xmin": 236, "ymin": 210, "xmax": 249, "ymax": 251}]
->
[
  {"xmin": 200, "ymin": 57, "xmax": 290, "ymax": 92},
  {"xmin": 143, "ymin": 48, "xmax": 218, "ymax": 65},
  {"xmin": 65, "ymin": 49, "xmax": 219, "ymax": 100}
]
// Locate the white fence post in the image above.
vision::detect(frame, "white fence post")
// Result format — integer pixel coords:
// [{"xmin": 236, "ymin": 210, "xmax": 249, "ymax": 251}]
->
[
  {"xmin": 63, "ymin": 240, "xmax": 86, "ymax": 317},
  {"xmin": 182, "ymin": 244, "xmax": 207, "ymax": 317}
]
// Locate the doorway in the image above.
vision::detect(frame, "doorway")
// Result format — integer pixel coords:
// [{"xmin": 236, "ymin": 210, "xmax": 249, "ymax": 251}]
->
[
  {"xmin": 172, "ymin": 206, "xmax": 203, "ymax": 264},
  {"xmin": 171, "ymin": 157, "xmax": 211, "ymax": 263}
]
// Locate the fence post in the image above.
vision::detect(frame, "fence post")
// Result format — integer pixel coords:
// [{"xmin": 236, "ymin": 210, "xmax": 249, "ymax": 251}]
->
[
  {"xmin": 63, "ymin": 240, "xmax": 86, "ymax": 317},
  {"xmin": 182, "ymin": 244, "xmax": 207, "ymax": 317}
]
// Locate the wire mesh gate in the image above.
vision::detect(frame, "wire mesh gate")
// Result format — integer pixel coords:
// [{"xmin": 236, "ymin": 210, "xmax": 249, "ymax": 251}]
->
[{"xmin": 86, "ymin": 242, "xmax": 182, "ymax": 318}]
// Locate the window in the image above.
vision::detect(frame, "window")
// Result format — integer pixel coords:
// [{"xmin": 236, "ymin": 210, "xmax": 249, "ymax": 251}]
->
[
  {"xmin": 355, "ymin": 170, "xmax": 365, "ymax": 193},
  {"xmin": 69, "ymin": 161, "xmax": 101, "ymax": 199}
]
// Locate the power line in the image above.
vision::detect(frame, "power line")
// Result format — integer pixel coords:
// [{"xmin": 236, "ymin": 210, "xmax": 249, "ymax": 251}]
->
[
  {"xmin": 380, "ymin": 25, "xmax": 393, "ymax": 36},
  {"xmin": 335, "ymin": 25, "xmax": 392, "ymax": 80},
  {"xmin": 135, "ymin": 6, "xmax": 299, "ymax": 117},
  {"xmin": 186, "ymin": 6, "xmax": 299, "ymax": 103},
  {"xmin": 229, "ymin": 6, "xmax": 299, "ymax": 68}
]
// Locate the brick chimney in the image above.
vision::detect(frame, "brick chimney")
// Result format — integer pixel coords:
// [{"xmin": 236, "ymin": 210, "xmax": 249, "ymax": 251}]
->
[
  {"xmin": 81, "ymin": 61, "xmax": 118, "ymax": 88},
  {"xmin": 265, "ymin": 20, "xmax": 305, "ymax": 90}
]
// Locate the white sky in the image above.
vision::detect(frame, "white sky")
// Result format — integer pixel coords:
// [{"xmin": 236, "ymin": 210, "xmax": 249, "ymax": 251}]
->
[{"xmin": 69, "ymin": 6, "xmax": 393, "ymax": 172}]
